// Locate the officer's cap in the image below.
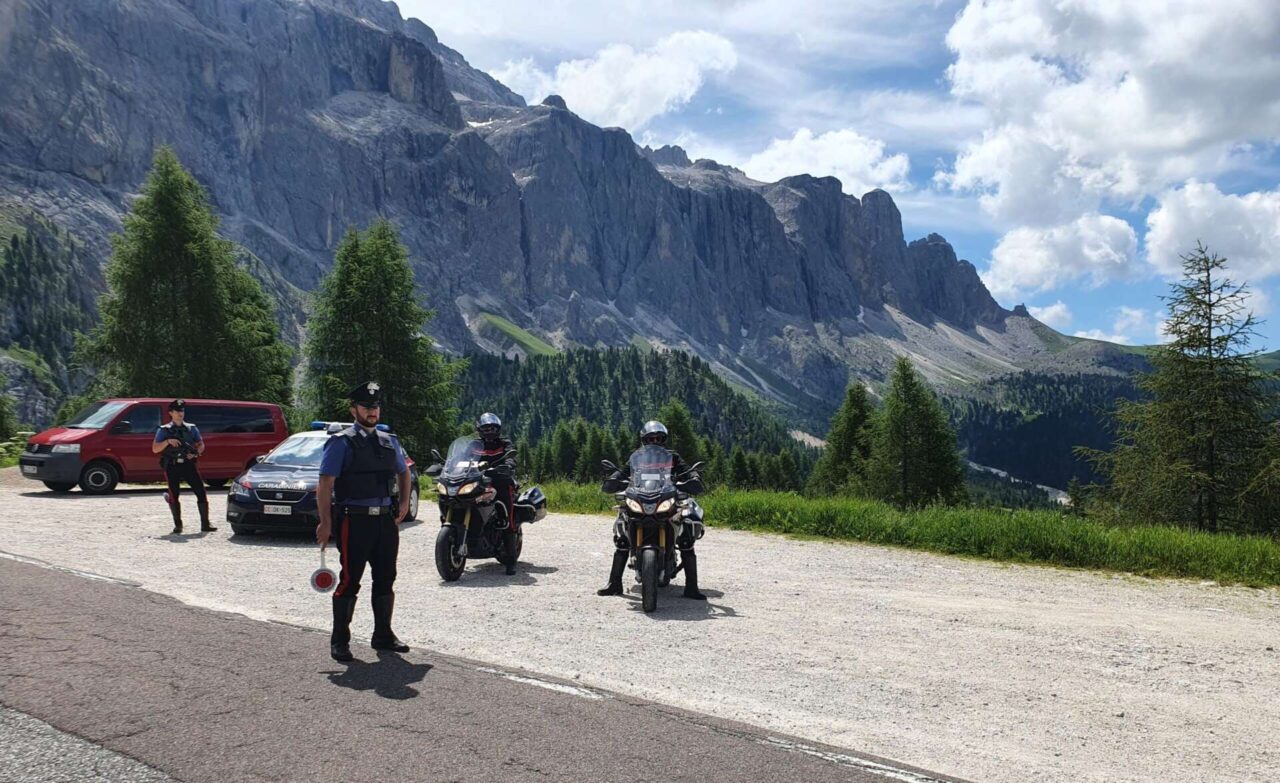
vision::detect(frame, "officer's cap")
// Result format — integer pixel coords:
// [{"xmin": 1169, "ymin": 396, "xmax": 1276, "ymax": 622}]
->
[
  {"xmin": 169, "ymin": 399, "xmax": 186, "ymax": 411},
  {"xmin": 348, "ymin": 381, "xmax": 382, "ymax": 407}
]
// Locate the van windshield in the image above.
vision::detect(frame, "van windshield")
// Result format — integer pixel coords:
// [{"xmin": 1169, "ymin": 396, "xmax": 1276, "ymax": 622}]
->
[{"xmin": 62, "ymin": 401, "xmax": 130, "ymax": 430}]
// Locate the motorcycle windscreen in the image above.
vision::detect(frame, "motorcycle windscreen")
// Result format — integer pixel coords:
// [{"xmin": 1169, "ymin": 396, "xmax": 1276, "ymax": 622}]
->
[
  {"xmin": 442, "ymin": 437, "xmax": 485, "ymax": 479},
  {"xmin": 628, "ymin": 444, "xmax": 675, "ymax": 493}
]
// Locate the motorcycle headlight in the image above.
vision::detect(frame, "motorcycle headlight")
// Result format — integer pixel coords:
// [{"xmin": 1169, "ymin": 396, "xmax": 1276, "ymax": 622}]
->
[
  {"xmin": 51, "ymin": 443, "xmax": 80, "ymax": 454},
  {"xmin": 656, "ymin": 498, "xmax": 675, "ymax": 514},
  {"xmin": 459, "ymin": 482, "xmax": 479, "ymax": 496},
  {"xmin": 435, "ymin": 482, "xmax": 447, "ymax": 495},
  {"xmin": 625, "ymin": 498, "xmax": 644, "ymax": 514}
]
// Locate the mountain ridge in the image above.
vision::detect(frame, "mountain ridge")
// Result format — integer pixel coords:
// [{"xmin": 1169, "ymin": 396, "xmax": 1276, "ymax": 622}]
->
[{"xmin": 0, "ymin": 0, "xmax": 1138, "ymax": 426}]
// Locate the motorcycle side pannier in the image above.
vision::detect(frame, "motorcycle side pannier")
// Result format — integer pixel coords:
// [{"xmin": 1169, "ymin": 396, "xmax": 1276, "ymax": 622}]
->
[{"xmin": 514, "ymin": 486, "xmax": 548, "ymax": 524}]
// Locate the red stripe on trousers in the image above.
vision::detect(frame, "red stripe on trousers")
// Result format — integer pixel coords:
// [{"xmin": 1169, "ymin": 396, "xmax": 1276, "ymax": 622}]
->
[{"xmin": 335, "ymin": 515, "xmax": 351, "ymax": 596}]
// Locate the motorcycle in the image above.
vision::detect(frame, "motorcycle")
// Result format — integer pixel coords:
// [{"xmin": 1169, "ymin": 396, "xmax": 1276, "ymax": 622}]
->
[
  {"xmin": 601, "ymin": 446, "xmax": 705, "ymax": 613},
  {"xmin": 426, "ymin": 436, "xmax": 547, "ymax": 581}
]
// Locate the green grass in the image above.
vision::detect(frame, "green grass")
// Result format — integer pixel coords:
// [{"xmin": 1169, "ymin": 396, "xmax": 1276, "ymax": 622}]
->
[
  {"xmin": 477, "ymin": 312, "xmax": 557, "ymax": 357},
  {"xmin": 538, "ymin": 482, "xmax": 1280, "ymax": 587}
]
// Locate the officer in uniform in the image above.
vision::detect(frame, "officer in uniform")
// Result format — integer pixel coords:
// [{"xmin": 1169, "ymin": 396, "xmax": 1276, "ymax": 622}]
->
[
  {"xmin": 151, "ymin": 399, "xmax": 214, "ymax": 535},
  {"xmin": 316, "ymin": 381, "xmax": 413, "ymax": 662},
  {"xmin": 475, "ymin": 412, "xmax": 519, "ymax": 575}
]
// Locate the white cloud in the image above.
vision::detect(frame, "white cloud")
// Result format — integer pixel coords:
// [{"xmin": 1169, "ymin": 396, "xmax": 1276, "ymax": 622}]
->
[
  {"xmin": 740, "ymin": 128, "xmax": 911, "ymax": 195},
  {"xmin": 1145, "ymin": 181, "xmax": 1280, "ymax": 283},
  {"xmin": 941, "ymin": 0, "xmax": 1280, "ymax": 227},
  {"xmin": 1114, "ymin": 306, "xmax": 1150, "ymax": 335},
  {"xmin": 1073, "ymin": 329, "xmax": 1132, "ymax": 344},
  {"xmin": 1027, "ymin": 301, "xmax": 1072, "ymax": 329},
  {"xmin": 982, "ymin": 214, "xmax": 1139, "ymax": 300},
  {"xmin": 492, "ymin": 31, "xmax": 737, "ymax": 130}
]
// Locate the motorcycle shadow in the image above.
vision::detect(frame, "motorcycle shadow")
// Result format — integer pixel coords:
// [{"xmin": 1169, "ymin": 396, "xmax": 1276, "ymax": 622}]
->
[
  {"xmin": 450, "ymin": 561, "xmax": 559, "ymax": 588},
  {"xmin": 619, "ymin": 587, "xmax": 737, "ymax": 621}
]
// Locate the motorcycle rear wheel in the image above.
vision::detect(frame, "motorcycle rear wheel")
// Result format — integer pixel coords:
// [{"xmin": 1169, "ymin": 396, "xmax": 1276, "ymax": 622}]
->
[
  {"xmin": 435, "ymin": 526, "xmax": 466, "ymax": 582},
  {"xmin": 640, "ymin": 549, "xmax": 658, "ymax": 613}
]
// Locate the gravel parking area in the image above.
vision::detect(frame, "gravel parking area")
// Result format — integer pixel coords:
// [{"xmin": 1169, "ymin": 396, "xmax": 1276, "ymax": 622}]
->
[{"xmin": 1, "ymin": 467, "xmax": 1278, "ymax": 783}]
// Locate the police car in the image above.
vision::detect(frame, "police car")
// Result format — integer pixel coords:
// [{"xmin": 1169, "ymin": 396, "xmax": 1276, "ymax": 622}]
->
[{"xmin": 225, "ymin": 422, "xmax": 420, "ymax": 536}]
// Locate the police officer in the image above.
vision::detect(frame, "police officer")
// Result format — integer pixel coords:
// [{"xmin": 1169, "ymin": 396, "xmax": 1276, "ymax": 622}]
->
[
  {"xmin": 476, "ymin": 412, "xmax": 519, "ymax": 575},
  {"xmin": 151, "ymin": 399, "xmax": 214, "ymax": 535},
  {"xmin": 316, "ymin": 381, "xmax": 413, "ymax": 662},
  {"xmin": 598, "ymin": 421, "xmax": 707, "ymax": 600}
]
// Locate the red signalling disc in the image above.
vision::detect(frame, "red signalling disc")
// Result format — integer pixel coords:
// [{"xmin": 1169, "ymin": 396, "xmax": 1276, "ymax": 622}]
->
[{"xmin": 310, "ymin": 567, "xmax": 337, "ymax": 593}]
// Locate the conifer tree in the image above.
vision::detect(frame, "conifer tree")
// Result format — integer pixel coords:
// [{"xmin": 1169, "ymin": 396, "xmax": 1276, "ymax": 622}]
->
[
  {"xmin": 81, "ymin": 147, "xmax": 291, "ymax": 403},
  {"xmin": 866, "ymin": 357, "xmax": 966, "ymax": 508},
  {"xmin": 303, "ymin": 219, "xmax": 459, "ymax": 458},
  {"xmin": 657, "ymin": 399, "xmax": 703, "ymax": 465},
  {"xmin": 1085, "ymin": 244, "xmax": 1275, "ymax": 532},
  {"xmin": 807, "ymin": 382, "xmax": 873, "ymax": 495}
]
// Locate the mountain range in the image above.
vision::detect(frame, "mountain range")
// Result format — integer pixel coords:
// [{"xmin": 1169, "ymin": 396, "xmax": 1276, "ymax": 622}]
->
[{"xmin": 0, "ymin": 0, "xmax": 1146, "ymax": 446}]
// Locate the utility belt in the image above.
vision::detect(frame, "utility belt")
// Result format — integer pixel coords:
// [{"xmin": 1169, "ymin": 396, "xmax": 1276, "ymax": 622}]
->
[
  {"xmin": 336, "ymin": 503, "xmax": 393, "ymax": 517},
  {"xmin": 161, "ymin": 453, "xmax": 199, "ymax": 469}
]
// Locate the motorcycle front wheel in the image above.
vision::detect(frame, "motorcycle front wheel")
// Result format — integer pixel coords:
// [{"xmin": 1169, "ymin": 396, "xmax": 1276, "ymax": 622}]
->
[
  {"xmin": 499, "ymin": 529, "xmax": 522, "ymax": 569},
  {"xmin": 640, "ymin": 549, "xmax": 658, "ymax": 613},
  {"xmin": 435, "ymin": 526, "xmax": 466, "ymax": 582}
]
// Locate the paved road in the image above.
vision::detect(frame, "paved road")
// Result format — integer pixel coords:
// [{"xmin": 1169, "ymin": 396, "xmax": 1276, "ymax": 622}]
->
[{"xmin": 0, "ymin": 557, "xmax": 961, "ymax": 783}]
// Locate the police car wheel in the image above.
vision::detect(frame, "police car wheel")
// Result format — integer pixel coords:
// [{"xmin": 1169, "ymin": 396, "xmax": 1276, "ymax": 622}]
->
[
  {"xmin": 405, "ymin": 486, "xmax": 420, "ymax": 522},
  {"xmin": 230, "ymin": 524, "xmax": 253, "ymax": 536},
  {"xmin": 79, "ymin": 461, "xmax": 119, "ymax": 495}
]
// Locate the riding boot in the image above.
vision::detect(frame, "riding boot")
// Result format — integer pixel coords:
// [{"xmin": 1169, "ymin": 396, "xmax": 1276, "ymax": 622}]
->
[
  {"xmin": 198, "ymin": 501, "xmax": 217, "ymax": 532},
  {"xmin": 597, "ymin": 549, "xmax": 628, "ymax": 596},
  {"xmin": 330, "ymin": 595, "xmax": 357, "ymax": 662},
  {"xmin": 681, "ymin": 550, "xmax": 707, "ymax": 600},
  {"xmin": 370, "ymin": 594, "xmax": 410, "ymax": 652},
  {"xmin": 168, "ymin": 502, "xmax": 183, "ymax": 535}
]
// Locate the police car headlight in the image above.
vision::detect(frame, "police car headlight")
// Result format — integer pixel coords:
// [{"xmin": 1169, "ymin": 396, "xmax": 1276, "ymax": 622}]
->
[
  {"xmin": 51, "ymin": 443, "xmax": 80, "ymax": 453},
  {"xmin": 435, "ymin": 482, "xmax": 447, "ymax": 495},
  {"xmin": 625, "ymin": 498, "xmax": 644, "ymax": 514},
  {"xmin": 459, "ymin": 482, "xmax": 479, "ymax": 496},
  {"xmin": 230, "ymin": 481, "xmax": 251, "ymax": 499},
  {"xmin": 656, "ymin": 498, "xmax": 675, "ymax": 514}
]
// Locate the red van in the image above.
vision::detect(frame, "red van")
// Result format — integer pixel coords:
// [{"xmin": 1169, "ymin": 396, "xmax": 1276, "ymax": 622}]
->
[{"xmin": 18, "ymin": 398, "xmax": 289, "ymax": 494}]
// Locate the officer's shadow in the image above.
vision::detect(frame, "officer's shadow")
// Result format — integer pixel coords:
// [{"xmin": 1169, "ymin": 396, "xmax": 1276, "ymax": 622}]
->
[{"xmin": 325, "ymin": 652, "xmax": 433, "ymax": 700}]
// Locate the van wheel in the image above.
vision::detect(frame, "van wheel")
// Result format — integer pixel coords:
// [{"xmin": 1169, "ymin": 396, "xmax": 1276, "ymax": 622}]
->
[
  {"xmin": 206, "ymin": 479, "xmax": 227, "ymax": 489},
  {"xmin": 79, "ymin": 461, "xmax": 119, "ymax": 495},
  {"xmin": 43, "ymin": 481, "xmax": 76, "ymax": 493}
]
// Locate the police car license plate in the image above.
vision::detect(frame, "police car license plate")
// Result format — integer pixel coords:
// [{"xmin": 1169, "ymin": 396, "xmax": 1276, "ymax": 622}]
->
[
  {"xmin": 21, "ymin": 465, "xmax": 37, "ymax": 475},
  {"xmin": 263, "ymin": 504, "xmax": 292, "ymax": 515}
]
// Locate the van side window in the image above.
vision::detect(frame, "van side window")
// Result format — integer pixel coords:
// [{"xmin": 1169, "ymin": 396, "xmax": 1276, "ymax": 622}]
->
[
  {"xmin": 184, "ymin": 405, "xmax": 274, "ymax": 434},
  {"xmin": 126, "ymin": 405, "xmax": 162, "ymax": 433}
]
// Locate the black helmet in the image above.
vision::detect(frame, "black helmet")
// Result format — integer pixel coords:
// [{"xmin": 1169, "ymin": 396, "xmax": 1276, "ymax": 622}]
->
[
  {"xmin": 640, "ymin": 420, "xmax": 668, "ymax": 445},
  {"xmin": 477, "ymin": 412, "xmax": 502, "ymax": 440}
]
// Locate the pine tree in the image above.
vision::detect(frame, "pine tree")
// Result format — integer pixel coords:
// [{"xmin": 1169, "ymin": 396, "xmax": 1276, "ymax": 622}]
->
[
  {"xmin": 0, "ymin": 393, "xmax": 17, "ymax": 440},
  {"xmin": 729, "ymin": 446, "xmax": 752, "ymax": 488},
  {"xmin": 1085, "ymin": 244, "xmax": 1275, "ymax": 532},
  {"xmin": 80, "ymin": 147, "xmax": 292, "ymax": 403},
  {"xmin": 866, "ymin": 357, "xmax": 966, "ymax": 509},
  {"xmin": 807, "ymin": 382, "xmax": 873, "ymax": 495},
  {"xmin": 303, "ymin": 219, "xmax": 460, "ymax": 459}
]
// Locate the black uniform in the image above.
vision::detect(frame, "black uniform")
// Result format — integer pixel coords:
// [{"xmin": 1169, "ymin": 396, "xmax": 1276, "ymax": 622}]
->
[
  {"xmin": 157, "ymin": 421, "xmax": 211, "ymax": 533},
  {"xmin": 598, "ymin": 447, "xmax": 706, "ymax": 600},
  {"xmin": 324, "ymin": 381, "xmax": 410, "ymax": 661}
]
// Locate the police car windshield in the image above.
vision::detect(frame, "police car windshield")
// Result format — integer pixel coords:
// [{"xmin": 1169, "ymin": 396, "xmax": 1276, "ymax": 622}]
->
[
  {"xmin": 63, "ymin": 401, "xmax": 130, "ymax": 430},
  {"xmin": 628, "ymin": 444, "xmax": 674, "ymax": 493},
  {"xmin": 264, "ymin": 435, "xmax": 326, "ymax": 467},
  {"xmin": 443, "ymin": 437, "xmax": 485, "ymax": 478}
]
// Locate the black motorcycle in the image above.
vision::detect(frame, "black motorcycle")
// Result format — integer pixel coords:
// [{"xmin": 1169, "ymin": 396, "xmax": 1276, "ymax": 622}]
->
[
  {"xmin": 602, "ymin": 446, "xmax": 705, "ymax": 613},
  {"xmin": 427, "ymin": 436, "xmax": 546, "ymax": 581}
]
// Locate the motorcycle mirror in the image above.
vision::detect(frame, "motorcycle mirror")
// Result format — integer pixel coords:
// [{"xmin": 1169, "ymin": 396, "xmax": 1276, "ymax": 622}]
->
[
  {"xmin": 431, "ymin": 448, "xmax": 444, "ymax": 462},
  {"xmin": 600, "ymin": 459, "xmax": 618, "ymax": 472},
  {"xmin": 684, "ymin": 461, "xmax": 705, "ymax": 474},
  {"xmin": 425, "ymin": 463, "xmax": 443, "ymax": 477}
]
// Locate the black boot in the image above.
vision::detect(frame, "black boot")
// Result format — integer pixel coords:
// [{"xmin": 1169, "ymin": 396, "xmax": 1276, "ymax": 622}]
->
[
  {"xmin": 597, "ymin": 549, "xmax": 628, "ymax": 596},
  {"xmin": 681, "ymin": 550, "xmax": 707, "ymax": 601},
  {"xmin": 168, "ymin": 502, "xmax": 183, "ymax": 535},
  {"xmin": 370, "ymin": 594, "xmax": 409, "ymax": 653},
  {"xmin": 330, "ymin": 595, "xmax": 356, "ymax": 662},
  {"xmin": 198, "ymin": 501, "xmax": 217, "ymax": 532}
]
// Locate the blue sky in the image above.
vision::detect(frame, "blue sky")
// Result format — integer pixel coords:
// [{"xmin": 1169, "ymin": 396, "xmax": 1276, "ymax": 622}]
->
[{"xmin": 402, "ymin": 0, "xmax": 1280, "ymax": 348}]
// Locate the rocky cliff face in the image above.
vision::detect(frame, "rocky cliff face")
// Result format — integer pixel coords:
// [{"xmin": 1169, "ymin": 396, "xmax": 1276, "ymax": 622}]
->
[{"xmin": 0, "ymin": 0, "xmax": 1124, "ymax": 425}]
